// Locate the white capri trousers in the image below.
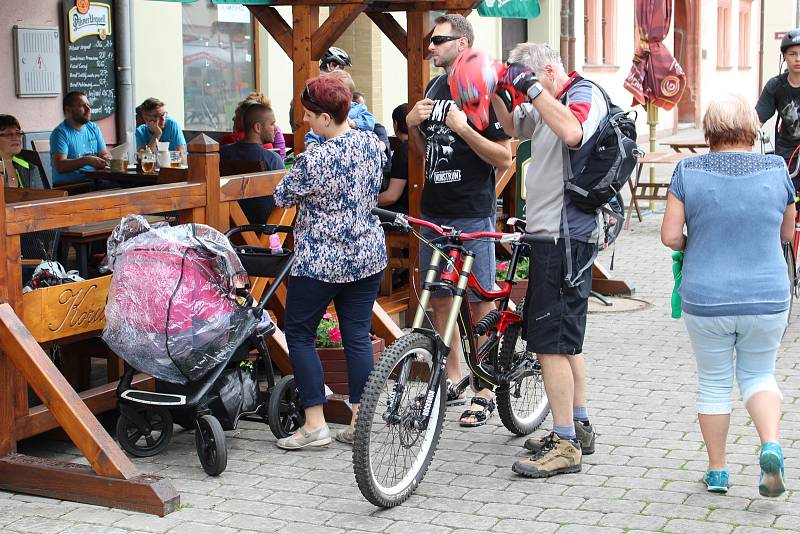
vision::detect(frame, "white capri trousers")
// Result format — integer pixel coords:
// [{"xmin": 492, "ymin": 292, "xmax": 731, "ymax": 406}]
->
[{"xmin": 683, "ymin": 311, "xmax": 787, "ymax": 415}]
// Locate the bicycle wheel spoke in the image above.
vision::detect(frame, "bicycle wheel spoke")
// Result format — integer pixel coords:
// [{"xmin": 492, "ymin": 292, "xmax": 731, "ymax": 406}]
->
[{"xmin": 354, "ymin": 334, "xmax": 446, "ymax": 507}]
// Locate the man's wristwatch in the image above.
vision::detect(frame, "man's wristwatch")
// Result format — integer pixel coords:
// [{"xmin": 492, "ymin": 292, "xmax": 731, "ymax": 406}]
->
[{"xmin": 527, "ymin": 82, "xmax": 544, "ymax": 101}]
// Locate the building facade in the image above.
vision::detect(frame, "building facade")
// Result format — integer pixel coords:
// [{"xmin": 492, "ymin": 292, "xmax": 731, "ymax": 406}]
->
[{"xmin": 0, "ymin": 0, "xmax": 796, "ymax": 144}]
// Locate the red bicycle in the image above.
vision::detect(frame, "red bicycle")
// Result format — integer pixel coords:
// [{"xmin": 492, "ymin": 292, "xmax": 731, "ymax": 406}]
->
[
  {"xmin": 353, "ymin": 208, "xmax": 551, "ymax": 507},
  {"xmin": 759, "ymin": 130, "xmax": 799, "ymax": 320}
]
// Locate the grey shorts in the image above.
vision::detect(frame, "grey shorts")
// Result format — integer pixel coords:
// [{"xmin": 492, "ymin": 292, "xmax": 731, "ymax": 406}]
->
[{"xmin": 418, "ymin": 214, "xmax": 496, "ymax": 302}]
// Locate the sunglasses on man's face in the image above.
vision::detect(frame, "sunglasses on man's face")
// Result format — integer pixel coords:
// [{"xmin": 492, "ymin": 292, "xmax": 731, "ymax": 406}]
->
[{"xmin": 430, "ymin": 35, "xmax": 463, "ymax": 46}]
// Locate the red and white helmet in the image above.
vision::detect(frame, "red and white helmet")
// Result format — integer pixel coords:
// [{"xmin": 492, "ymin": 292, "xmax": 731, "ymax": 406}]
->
[{"xmin": 449, "ymin": 48, "xmax": 502, "ymax": 131}]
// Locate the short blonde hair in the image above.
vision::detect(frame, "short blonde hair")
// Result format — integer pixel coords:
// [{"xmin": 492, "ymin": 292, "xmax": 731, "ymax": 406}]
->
[
  {"xmin": 702, "ymin": 94, "xmax": 759, "ymax": 149},
  {"xmin": 323, "ymin": 69, "xmax": 356, "ymax": 93}
]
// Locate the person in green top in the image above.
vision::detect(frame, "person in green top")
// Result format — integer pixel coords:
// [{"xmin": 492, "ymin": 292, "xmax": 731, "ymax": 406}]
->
[{"xmin": 0, "ymin": 115, "xmax": 45, "ymax": 189}]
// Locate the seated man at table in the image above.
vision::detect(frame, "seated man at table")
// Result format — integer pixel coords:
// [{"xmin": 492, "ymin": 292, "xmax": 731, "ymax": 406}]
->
[
  {"xmin": 50, "ymin": 91, "xmax": 110, "ymax": 185},
  {"xmin": 135, "ymin": 97, "xmax": 186, "ymax": 155},
  {"xmin": 220, "ymin": 103, "xmax": 283, "ymax": 224}
]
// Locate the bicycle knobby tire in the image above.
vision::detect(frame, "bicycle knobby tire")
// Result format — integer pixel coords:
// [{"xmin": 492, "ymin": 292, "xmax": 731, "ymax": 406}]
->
[
  {"xmin": 352, "ymin": 333, "xmax": 445, "ymax": 507},
  {"xmin": 495, "ymin": 299, "xmax": 550, "ymax": 435}
]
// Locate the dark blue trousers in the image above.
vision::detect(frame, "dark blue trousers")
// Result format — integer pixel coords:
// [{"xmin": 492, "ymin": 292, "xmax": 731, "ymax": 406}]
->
[{"xmin": 284, "ymin": 271, "xmax": 382, "ymax": 406}]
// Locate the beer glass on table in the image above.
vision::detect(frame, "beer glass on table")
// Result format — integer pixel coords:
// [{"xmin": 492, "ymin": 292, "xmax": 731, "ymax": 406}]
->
[
  {"xmin": 141, "ymin": 148, "xmax": 156, "ymax": 174},
  {"xmin": 169, "ymin": 150, "xmax": 183, "ymax": 168}
]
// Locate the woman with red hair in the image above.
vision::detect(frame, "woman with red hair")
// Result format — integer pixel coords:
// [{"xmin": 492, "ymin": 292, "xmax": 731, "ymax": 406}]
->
[{"xmin": 273, "ymin": 76, "xmax": 387, "ymax": 449}]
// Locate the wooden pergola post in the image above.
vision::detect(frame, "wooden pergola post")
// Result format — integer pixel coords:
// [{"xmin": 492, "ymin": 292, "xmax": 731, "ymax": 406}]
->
[{"xmin": 405, "ymin": 11, "xmax": 429, "ymax": 323}]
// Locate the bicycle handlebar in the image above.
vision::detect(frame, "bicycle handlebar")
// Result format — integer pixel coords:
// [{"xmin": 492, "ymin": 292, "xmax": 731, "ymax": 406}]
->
[{"xmin": 371, "ymin": 207, "xmax": 556, "ymax": 245}]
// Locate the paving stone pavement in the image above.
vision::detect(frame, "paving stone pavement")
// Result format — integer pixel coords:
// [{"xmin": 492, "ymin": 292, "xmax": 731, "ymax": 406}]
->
[{"xmin": 3, "ymin": 212, "xmax": 800, "ymax": 533}]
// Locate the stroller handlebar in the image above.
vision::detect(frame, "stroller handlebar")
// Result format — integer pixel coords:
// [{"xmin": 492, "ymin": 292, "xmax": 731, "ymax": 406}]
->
[{"xmin": 225, "ymin": 224, "xmax": 294, "ymax": 238}]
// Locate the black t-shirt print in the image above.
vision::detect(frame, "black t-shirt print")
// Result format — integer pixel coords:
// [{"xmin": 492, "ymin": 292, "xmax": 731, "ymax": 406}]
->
[
  {"xmin": 420, "ymin": 75, "xmax": 509, "ymax": 218},
  {"xmin": 756, "ymin": 73, "xmax": 800, "ymax": 161}
]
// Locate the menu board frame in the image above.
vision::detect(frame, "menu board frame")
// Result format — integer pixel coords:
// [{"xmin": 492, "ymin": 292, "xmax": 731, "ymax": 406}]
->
[{"xmin": 63, "ymin": 1, "xmax": 116, "ymax": 120}]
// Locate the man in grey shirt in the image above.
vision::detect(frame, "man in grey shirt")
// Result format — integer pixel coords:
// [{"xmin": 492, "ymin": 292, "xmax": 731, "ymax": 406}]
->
[{"xmin": 492, "ymin": 43, "xmax": 607, "ymax": 478}]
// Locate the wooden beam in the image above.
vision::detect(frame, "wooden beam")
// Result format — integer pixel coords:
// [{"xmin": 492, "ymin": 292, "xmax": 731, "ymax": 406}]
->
[
  {"xmin": 366, "ymin": 12, "xmax": 408, "ymax": 57},
  {"xmin": 249, "ymin": 6, "xmax": 293, "ymax": 60},
  {"xmin": 406, "ymin": 10, "xmax": 429, "ymax": 326},
  {"xmin": 16, "ymin": 374, "xmax": 154, "ymax": 441},
  {"xmin": 5, "ymin": 235, "xmax": 27, "ymax": 420},
  {"xmin": 0, "ymin": 304, "xmax": 136, "ymax": 479},
  {"xmin": 0, "ymin": 454, "xmax": 179, "ymax": 516},
  {"xmin": 312, "ymin": 4, "xmax": 366, "ymax": 60},
  {"xmin": 292, "ymin": 4, "xmax": 320, "ymax": 155},
  {"xmin": 219, "ymin": 170, "xmax": 287, "ymax": 202},
  {"xmin": 5, "ymin": 183, "xmax": 206, "ymax": 235},
  {"xmin": 0, "ymin": 352, "xmax": 14, "ymax": 456},
  {"xmin": 371, "ymin": 302, "xmax": 403, "ymax": 345},
  {"xmin": 0, "ymin": 180, "xmax": 14, "ymax": 457},
  {"xmin": 495, "ymin": 164, "xmax": 516, "ymax": 198},
  {"xmin": 188, "ymin": 135, "xmax": 221, "ymax": 230}
]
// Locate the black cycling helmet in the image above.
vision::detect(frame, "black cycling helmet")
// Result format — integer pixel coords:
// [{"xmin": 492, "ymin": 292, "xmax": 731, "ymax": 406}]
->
[
  {"xmin": 781, "ymin": 29, "xmax": 800, "ymax": 54},
  {"xmin": 320, "ymin": 47, "xmax": 352, "ymax": 70}
]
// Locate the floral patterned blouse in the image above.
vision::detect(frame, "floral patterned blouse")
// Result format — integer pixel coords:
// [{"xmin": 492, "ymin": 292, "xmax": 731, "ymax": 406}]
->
[{"xmin": 274, "ymin": 129, "xmax": 387, "ymax": 283}]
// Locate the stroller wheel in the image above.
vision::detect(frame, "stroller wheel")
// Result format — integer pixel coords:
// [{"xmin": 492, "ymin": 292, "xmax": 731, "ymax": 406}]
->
[
  {"xmin": 116, "ymin": 404, "xmax": 174, "ymax": 457},
  {"xmin": 268, "ymin": 375, "xmax": 306, "ymax": 439},
  {"xmin": 195, "ymin": 414, "xmax": 227, "ymax": 476}
]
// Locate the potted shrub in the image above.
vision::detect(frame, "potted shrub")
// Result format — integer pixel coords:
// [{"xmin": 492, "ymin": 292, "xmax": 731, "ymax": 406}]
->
[
  {"xmin": 316, "ymin": 312, "xmax": 384, "ymax": 395},
  {"xmin": 496, "ymin": 256, "xmax": 530, "ymax": 304}
]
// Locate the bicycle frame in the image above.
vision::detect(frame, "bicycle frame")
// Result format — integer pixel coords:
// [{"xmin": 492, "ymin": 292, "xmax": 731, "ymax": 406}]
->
[{"xmin": 401, "ymin": 224, "xmax": 530, "ymax": 423}]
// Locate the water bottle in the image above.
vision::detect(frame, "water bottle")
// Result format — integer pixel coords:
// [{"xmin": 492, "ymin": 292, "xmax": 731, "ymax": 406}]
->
[{"xmin": 269, "ymin": 234, "xmax": 283, "ymax": 255}]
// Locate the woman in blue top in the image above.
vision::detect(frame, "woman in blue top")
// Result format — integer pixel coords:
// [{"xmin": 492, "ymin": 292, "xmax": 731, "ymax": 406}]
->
[
  {"xmin": 662, "ymin": 94, "xmax": 796, "ymax": 497},
  {"xmin": 273, "ymin": 75, "xmax": 387, "ymax": 449}
]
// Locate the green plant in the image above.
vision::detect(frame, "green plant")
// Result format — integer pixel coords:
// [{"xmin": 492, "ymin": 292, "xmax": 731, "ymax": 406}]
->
[
  {"xmin": 316, "ymin": 312, "xmax": 343, "ymax": 348},
  {"xmin": 496, "ymin": 256, "xmax": 530, "ymax": 281}
]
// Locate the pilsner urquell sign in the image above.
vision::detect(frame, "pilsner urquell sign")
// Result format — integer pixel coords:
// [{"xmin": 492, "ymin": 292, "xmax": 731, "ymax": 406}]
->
[{"xmin": 68, "ymin": 2, "xmax": 112, "ymax": 43}]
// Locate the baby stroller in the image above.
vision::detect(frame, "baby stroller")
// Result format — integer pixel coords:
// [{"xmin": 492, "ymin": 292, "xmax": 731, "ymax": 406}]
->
[{"xmin": 105, "ymin": 216, "xmax": 302, "ymax": 475}]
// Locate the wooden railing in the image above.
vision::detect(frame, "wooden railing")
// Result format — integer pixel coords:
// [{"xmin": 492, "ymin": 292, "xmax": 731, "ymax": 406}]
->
[{"xmin": 0, "ymin": 134, "xmax": 402, "ymax": 514}]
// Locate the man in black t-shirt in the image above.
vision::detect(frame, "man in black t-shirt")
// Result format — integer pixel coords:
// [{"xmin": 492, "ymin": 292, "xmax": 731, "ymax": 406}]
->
[
  {"xmin": 220, "ymin": 103, "xmax": 284, "ymax": 224},
  {"xmin": 406, "ymin": 14, "xmax": 511, "ymax": 427},
  {"xmin": 757, "ymin": 29, "xmax": 800, "ymax": 182}
]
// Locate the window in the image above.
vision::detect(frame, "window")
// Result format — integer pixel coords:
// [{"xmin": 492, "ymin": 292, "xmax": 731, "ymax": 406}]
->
[
  {"xmin": 717, "ymin": 0, "xmax": 732, "ymax": 69},
  {"xmin": 502, "ymin": 19, "xmax": 528, "ymax": 62},
  {"xmin": 739, "ymin": 1, "xmax": 752, "ymax": 68},
  {"xmin": 584, "ymin": 0, "xmax": 616, "ymax": 67},
  {"xmin": 182, "ymin": 3, "xmax": 256, "ymax": 131}
]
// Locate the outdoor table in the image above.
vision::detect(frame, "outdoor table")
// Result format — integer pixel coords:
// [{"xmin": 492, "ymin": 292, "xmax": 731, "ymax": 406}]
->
[
  {"xmin": 660, "ymin": 140, "xmax": 709, "ymax": 153},
  {"xmin": 60, "ymin": 215, "xmax": 169, "ymax": 277},
  {"xmin": 625, "ymin": 151, "xmax": 696, "ymax": 229},
  {"xmin": 87, "ymin": 166, "xmax": 188, "ymax": 188}
]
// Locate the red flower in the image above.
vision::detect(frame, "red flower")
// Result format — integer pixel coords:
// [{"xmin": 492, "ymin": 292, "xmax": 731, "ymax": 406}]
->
[{"xmin": 328, "ymin": 328, "xmax": 341, "ymax": 343}]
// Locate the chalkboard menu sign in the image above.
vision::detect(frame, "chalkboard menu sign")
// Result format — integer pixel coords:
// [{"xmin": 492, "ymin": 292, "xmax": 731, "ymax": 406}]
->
[{"xmin": 63, "ymin": 1, "xmax": 115, "ymax": 120}]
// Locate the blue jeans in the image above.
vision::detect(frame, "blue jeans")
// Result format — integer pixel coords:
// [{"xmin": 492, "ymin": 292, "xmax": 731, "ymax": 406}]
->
[
  {"xmin": 683, "ymin": 311, "xmax": 788, "ymax": 414},
  {"xmin": 284, "ymin": 272, "xmax": 382, "ymax": 406}
]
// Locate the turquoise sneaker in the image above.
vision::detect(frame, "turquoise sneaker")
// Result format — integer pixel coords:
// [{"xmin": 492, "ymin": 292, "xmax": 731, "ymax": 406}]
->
[
  {"xmin": 759, "ymin": 442, "xmax": 786, "ymax": 498},
  {"xmin": 702, "ymin": 470, "xmax": 729, "ymax": 493}
]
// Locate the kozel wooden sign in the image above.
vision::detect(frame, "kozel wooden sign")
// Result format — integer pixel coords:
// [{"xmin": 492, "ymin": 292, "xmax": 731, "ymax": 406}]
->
[{"xmin": 22, "ymin": 276, "xmax": 110, "ymax": 343}]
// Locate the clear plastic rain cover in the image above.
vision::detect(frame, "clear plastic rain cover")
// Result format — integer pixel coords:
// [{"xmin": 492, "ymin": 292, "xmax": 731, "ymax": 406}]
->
[{"xmin": 103, "ymin": 215, "xmax": 256, "ymax": 384}]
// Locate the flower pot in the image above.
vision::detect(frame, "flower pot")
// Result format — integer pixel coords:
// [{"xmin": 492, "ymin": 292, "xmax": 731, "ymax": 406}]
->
[
  {"xmin": 508, "ymin": 280, "xmax": 528, "ymax": 305},
  {"xmin": 318, "ymin": 336, "xmax": 385, "ymax": 395}
]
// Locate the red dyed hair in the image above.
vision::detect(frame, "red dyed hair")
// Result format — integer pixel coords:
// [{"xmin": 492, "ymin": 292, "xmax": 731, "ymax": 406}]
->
[{"xmin": 301, "ymin": 76, "xmax": 351, "ymax": 124}]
